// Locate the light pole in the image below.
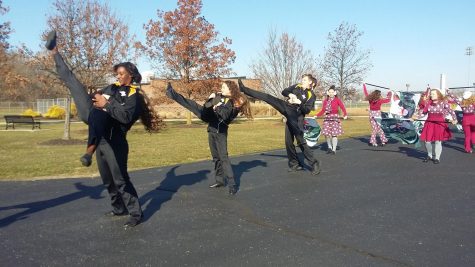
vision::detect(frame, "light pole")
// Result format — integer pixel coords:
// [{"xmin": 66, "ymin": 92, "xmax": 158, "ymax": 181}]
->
[
  {"xmin": 467, "ymin": 47, "xmax": 473, "ymax": 86},
  {"xmin": 405, "ymin": 83, "xmax": 410, "ymax": 92}
]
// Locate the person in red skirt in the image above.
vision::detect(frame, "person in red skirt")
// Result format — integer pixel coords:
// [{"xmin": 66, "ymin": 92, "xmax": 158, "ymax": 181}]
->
[
  {"xmin": 363, "ymin": 84, "xmax": 392, "ymax": 147},
  {"xmin": 446, "ymin": 89, "xmax": 475, "ymax": 153},
  {"xmin": 315, "ymin": 86, "xmax": 347, "ymax": 154},
  {"xmin": 416, "ymin": 89, "xmax": 457, "ymax": 163}
]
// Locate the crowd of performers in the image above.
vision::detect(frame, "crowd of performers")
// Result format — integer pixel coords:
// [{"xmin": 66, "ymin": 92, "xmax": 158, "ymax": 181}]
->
[{"xmin": 45, "ymin": 31, "xmax": 474, "ymax": 228}]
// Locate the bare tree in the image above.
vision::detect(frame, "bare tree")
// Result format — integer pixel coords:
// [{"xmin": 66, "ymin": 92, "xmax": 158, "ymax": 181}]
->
[
  {"xmin": 320, "ymin": 22, "xmax": 372, "ymax": 100},
  {"xmin": 251, "ymin": 29, "xmax": 318, "ymax": 98}
]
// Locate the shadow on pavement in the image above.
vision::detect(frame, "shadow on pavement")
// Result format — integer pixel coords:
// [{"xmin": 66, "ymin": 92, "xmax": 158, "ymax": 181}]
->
[{"xmin": 0, "ymin": 182, "xmax": 104, "ymax": 228}]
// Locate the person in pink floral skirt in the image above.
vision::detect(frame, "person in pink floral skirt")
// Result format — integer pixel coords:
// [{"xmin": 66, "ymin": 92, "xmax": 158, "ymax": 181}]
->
[
  {"xmin": 316, "ymin": 86, "xmax": 347, "ymax": 154},
  {"xmin": 363, "ymin": 84, "xmax": 392, "ymax": 147},
  {"xmin": 416, "ymin": 89, "xmax": 457, "ymax": 163},
  {"xmin": 446, "ymin": 89, "xmax": 475, "ymax": 153}
]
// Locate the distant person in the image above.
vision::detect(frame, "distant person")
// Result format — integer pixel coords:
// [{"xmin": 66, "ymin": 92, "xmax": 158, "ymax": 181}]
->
[
  {"xmin": 238, "ymin": 75, "xmax": 321, "ymax": 175},
  {"xmin": 315, "ymin": 86, "xmax": 347, "ymax": 154},
  {"xmin": 415, "ymin": 89, "xmax": 457, "ymax": 163},
  {"xmin": 363, "ymin": 84, "xmax": 392, "ymax": 147},
  {"xmin": 46, "ymin": 30, "xmax": 163, "ymax": 228},
  {"xmin": 166, "ymin": 80, "xmax": 252, "ymax": 195},
  {"xmin": 446, "ymin": 89, "xmax": 475, "ymax": 153}
]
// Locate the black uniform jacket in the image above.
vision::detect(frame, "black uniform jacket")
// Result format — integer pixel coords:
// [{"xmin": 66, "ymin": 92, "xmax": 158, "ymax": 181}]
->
[
  {"xmin": 281, "ymin": 83, "xmax": 316, "ymax": 115},
  {"xmin": 102, "ymin": 82, "xmax": 142, "ymax": 134},
  {"xmin": 203, "ymin": 96, "xmax": 239, "ymax": 133}
]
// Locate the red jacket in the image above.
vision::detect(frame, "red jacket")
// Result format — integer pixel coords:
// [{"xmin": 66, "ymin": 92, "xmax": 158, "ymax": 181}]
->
[
  {"xmin": 363, "ymin": 84, "xmax": 391, "ymax": 111},
  {"xmin": 316, "ymin": 97, "xmax": 347, "ymax": 117}
]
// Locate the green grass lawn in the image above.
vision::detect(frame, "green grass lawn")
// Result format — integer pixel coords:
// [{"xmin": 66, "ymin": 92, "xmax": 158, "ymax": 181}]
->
[{"xmin": 0, "ymin": 117, "xmax": 370, "ymax": 180}]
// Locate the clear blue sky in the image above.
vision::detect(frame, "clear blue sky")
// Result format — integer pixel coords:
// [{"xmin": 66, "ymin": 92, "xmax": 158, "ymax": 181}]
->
[{"xmin": 3, "ymin": 0, "xmax": 475, "ymax": 91}]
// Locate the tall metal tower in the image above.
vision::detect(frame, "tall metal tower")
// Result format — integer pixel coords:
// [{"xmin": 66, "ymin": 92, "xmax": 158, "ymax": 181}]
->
[{"xmin": 467, "ymin": 47, "xmax": 473, "ymax": 86}]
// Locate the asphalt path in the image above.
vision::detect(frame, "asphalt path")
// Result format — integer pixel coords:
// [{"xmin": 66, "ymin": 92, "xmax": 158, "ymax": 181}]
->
[{"xmin": 1, "ymin": 133, "xmax": 474, "ymax": 266}]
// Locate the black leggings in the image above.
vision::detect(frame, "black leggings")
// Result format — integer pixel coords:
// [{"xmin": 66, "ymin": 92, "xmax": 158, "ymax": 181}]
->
[
  {"xmin": 241, "ymin": 86, "xmax": 317, "ymax": 167},
  {"xmin": 54, "ymin": 53, "xmax": 92, "ymax": 123},
  {"xmin": 166, "ymin": 88, "xmax": 214, "ymax": 122}
]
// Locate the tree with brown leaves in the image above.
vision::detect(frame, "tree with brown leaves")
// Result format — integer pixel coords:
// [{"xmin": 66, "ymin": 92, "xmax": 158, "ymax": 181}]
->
[{"xmin": 141, "ymin": 0, "xmax": 235, "ymax": 124}]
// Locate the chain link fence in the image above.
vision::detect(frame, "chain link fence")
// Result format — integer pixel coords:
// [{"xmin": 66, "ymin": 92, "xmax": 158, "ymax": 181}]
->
[{"xmin": 0, "ymin": 98, "xmax": 68, "ymax": 116}]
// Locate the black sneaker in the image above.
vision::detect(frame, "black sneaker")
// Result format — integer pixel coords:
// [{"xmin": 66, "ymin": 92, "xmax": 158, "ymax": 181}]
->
[
  {"xmin": 238, "ymin": 79, "xmax": 245, "ymax": 91},
  {"xmin": 124, "ymin": 216, "xmax": 142, "ymax": 229},
  {"xmin": 433, "ymin": 159, "xmax": 440, "ymax": 164},
  {"xmin": 228, "ymin": 185, "xmax": 238, "ymax": 195},
  {"xmin": 311, "ymin": 161, "xmax": 321, "ymax": 175},
  {"xmin": 326, "ymin": 149, "xmax": 332, "ymax": 154},
  {"xmin": 45, "ymin": 30, "xmax": 57, "ymax": 50},
  {"xmin": 165, "ymin": 82, "xmax": 173, "ymax": 98},
  {"xmin": 288, "ymin": 165, "xmax": 303, "ymax": 172},
  {"xmin": 104, "ymin": 211, "xmax": 128, "ymax": 217},
  {"xmin": 80, "ymin": 154, "xmax": 92, "ymax": 167},
  {"xmin": 422, "ymin": 157, "xmax": 432, "ymax": 163},
  {"xmin": 209, "ymin": 182, "xmax": 224, "ymax": 188}
]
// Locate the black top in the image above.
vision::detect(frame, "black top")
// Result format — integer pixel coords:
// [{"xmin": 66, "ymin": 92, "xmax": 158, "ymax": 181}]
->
[
  {"xmin": 203, "ymin": 96, "xmax": 239, "ymax": 133},
  {"xmin": 102, "ymin": 83, "xmax": 142, "ymax": 133},
  {"xmin": 281, "ymin": 84, "xmax": 316, "ymax": 115}
]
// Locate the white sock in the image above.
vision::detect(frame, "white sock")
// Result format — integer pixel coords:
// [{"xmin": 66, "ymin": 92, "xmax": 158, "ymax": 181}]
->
[
  {"xmin": 434, "ymin": 141, "xmax": 442, "ymax": 160},
  {"xmin": 425, "ymin": 142, "xmax": 433, "ymax": 158},
  {"xmin": 326, "ymin": 137, "xmax": 332, "ymax": 150},
  {"xmin": 332, "ymin": 137, "xmax": 338, "ymax": 151}
]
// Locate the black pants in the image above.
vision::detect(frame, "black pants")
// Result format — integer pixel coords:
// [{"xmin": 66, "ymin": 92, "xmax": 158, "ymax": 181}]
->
[
  {"xmin": 168, "ymin": 89, "xmax": 235, "ymax": 186},
  {"xmin": 208, "ymin": 131, "xmax": 235, "ymax": 186},
  {"xmin": 54, "ymin": 52, "xmax": 142, "ymax": 219},
  {"xmin": 96, "ymin": 136, "xmax": 142, "ymax": 219},
  {"xmin": 241, "ymin": 86, "xmax": 317, "ymax": 168}
]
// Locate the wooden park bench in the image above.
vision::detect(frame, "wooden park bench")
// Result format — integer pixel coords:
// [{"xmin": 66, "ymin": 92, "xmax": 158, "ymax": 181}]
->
[{"xmin": 4, "ymin": 115, "xmax": 41, "ymax": 130}]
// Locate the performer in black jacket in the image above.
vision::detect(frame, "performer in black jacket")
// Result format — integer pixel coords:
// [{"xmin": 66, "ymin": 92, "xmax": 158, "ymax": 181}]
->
[
  {"xmin": 238, "ymin": 75, "xmax": 321, "ymax": 175},
  {"xmin": 46, "ymin": 31, "xmax": 162, "ymax": 228},
  {"xmin": 166, "ymin": 80, "xmax": 252, "ymax": 195}
]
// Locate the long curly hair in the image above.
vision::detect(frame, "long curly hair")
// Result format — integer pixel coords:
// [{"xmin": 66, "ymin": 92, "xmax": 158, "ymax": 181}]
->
[
  {"xmin": 137, "ymin": 89, "xmax": 165, "ymax": 133},
  {"xmin": 462, "ymin": 95, "xmax": 475, "ymax": 107},
  {"xmin": 224, "ymin": 80, "xmax": 253, "ymax": 119},
  {"xmin": 366, "ymin": 90, "xmax": 382, "ymax": 102},
  {"xmin": 114, "ymin": 62, "xmax": 165, "ymax": 132}
]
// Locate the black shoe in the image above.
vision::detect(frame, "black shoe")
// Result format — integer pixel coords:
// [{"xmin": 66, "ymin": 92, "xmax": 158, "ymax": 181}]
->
[
  {"xmin": 45, "ymin": 30, "xmax": 57, "ymax": 50},
  {"xmin": 331, "ymin": 150, "xmax": 336, "ymax": 155},
  {"xmin": 422, "ymin": 157, "xmax": 432, "ymax": 163},
  {"xmin": 80, "ymin": 154, "xmax": 92, "ymax": 167},
  {"xmin": 288, "ymin": 165, "xmax": 303, "ymax": 172},
  {"xmin": 165, "ymin": 82, "xmax": 173, "ymax": 98},
  {"xmin": 209, "ymin": 182, "xmax": 224, "ymax": 188},
  {"xmin": 123, "ymin": 216, "xmax": 142, "ymax": 229},
  {"xmin": 311, "ymin": 161, "xmax": 321, "ymax": 175},
  {"xmin": 326, "ymin": 149, "xmax": 332, "ymax": 154},
  {"xmin": 104, "ymin": 211, "xmax": 128, "ymax": 217},
  {"xmin": 238, "ymin": 79, "xmax": 245, "ymax": 91},
  {"xmin": 228, "ymin": 185, "xmax": 238, "ymax": 195},
  {"xmin": 433, "ymin": 159, "xmax": 440, "ymax": 164}
]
